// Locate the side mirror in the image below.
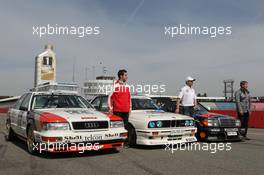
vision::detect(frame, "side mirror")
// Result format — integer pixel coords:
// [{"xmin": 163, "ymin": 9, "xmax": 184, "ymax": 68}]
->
[{"xmin": 19, "ymin": 106, "xmax": 28, "ymax": 111}]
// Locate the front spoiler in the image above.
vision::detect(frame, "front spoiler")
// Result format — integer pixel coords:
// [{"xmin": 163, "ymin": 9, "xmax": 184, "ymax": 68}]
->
[
  {"xmin": 198, "ymin": 127, "xmax": 242, "ymax": 142},
  {"xmin": 135, "ymin": 127, "xmax": 197, "ymax": 145},
  {"xmin": 36, "ymin": 139, "xmax": 125, "ymax": 153},
  {"xmin": 33, "ymin": 129, "xmax": 127, "ymax": 152}
]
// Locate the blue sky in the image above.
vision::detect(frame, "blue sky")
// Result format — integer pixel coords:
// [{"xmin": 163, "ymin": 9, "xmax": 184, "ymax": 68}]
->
[{"xmin": 0, "ymin": 0, "xmax": 263, "ymax": 96}]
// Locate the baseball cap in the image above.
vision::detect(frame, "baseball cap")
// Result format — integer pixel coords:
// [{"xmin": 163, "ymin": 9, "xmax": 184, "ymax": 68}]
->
[{"xmin": 185, "ymin": 76, "xmax": 196, "ymax": 81}]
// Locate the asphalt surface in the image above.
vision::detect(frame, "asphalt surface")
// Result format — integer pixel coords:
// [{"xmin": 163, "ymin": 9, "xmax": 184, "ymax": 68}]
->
[{"xmin": 0, "ymin": 114, "xmax": 263, "ymax": 175}]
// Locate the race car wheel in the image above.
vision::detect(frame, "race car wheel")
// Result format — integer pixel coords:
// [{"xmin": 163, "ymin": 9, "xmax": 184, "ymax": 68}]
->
[
  {"xmin": 128, "ymin": 124, "xmax": 137, "ymax": 147},
  {"xmin": 27, "ymin": 125, "xmax": 38, "ymax": 155},
  {"xmin": 6, "ymin": 118, "xmax": 16, "ymax": 141}
]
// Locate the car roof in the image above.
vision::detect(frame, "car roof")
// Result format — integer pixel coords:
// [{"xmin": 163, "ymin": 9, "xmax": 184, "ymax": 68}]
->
[
  {"xmin": 31, "ymin": 91, "xmax": 78, "ymax": 95},
  {"xmin": 92, "ymin": 94, "xmax": 151, "ymax": 100}
]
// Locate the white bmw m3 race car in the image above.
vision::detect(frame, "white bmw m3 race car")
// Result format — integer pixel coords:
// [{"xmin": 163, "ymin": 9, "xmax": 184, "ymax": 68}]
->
[
  {"xmin": 6, "ymin": 89, "xmax": 127, "ymax": 154},
  {"xmin": 91, "ymin": 95, "xmax": 197, "ymax": 146}
]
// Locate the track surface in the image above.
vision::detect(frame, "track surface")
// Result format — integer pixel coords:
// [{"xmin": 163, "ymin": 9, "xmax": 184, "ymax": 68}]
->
[{"xmin": 0, "ymin": 114, "xmax": 263, "ymax": 175}]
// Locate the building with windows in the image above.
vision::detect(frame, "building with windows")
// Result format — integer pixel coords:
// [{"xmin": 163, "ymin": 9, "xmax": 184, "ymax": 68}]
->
[{"xmin": 83, "ymin": 76, "xmax": 115, "ymax": 100}]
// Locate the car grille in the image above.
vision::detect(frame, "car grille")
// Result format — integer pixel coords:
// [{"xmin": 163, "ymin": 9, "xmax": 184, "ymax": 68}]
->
[
  {"xmin": 71, "ymin": 121, "xmax": 108, "ymax": 130},
  {"xmin": 159, "ymin": 120, "xmax": 189, "ymax": 128},
  {"xmin": 219, "ymin": 118, "xmax": 236, "ymax": 127}
]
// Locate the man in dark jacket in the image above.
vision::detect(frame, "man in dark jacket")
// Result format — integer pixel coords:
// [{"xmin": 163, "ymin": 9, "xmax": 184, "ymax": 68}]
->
[{"xmin": 235, "ymin": 81, "xmax": 251, "ymax": 140}]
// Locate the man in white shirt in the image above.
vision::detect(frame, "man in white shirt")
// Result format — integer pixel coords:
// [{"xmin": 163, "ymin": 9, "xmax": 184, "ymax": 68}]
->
[{"xmin": 176, "ymin": 76, "xmax": 197, "ymax": 117}]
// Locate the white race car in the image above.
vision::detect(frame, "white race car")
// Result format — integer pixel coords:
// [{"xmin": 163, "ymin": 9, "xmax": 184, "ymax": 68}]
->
[
  {"xmin": 91, "ymin": 95, "xmax": 197, "ymax": 146},
  {"xmin": 6, "ymin": 90, "xmax": 127, "ymax": 154}
]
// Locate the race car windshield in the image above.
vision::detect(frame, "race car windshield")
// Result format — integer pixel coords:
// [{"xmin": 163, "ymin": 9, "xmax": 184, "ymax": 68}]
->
[
  {"xmin": 132, "ymin": 98, "xmax": 159, "ymax": 110},
  {"xmin": 32, "ymin": 95, "xmax": 92, "ymax": 109},
  {"xmin": 194, "ymin": 104, "xmax": 209, "ymax": 114}
]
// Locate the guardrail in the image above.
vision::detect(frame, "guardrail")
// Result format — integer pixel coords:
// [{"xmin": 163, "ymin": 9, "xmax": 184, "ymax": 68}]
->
[{"xmin": 0, "ymin": 107, "xmax": 9, "ymax": 114}]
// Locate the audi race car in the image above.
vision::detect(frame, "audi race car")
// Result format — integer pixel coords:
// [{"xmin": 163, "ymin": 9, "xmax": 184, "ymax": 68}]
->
[
  {"xmin": 151, "ymin": 96, "xmax": 242, "ymax": 141},
  {"xmin": 5, "ymin": 89, "xmax": 127, "ymax": 154},
  {"xmin": 91, "ymin": 95, "xmax": 197, "ymax": 146}
]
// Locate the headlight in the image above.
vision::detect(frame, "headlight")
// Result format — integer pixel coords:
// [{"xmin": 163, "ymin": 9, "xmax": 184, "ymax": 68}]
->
[
  {"xmin": 189, "ymin": 120, "xmax": 194, "ymax": 126},
  {"xmin": 235, "ymin": 119, "xmax": 241, "ymax": 127},
  {"xmin": 148, "ymin": 121, "xmax": 156, "ymax": 128},
  {"xmin": 156, "ymin": 121, "xmax": 163, "ymax": 128},
  {"xmin": 148, "ymin": 121, "xmax": 163, "ymax": 128},
  {"xmin": 208, "ymin": 119, "xmax": 219, "ymax": 127},
  {"xmin": 42, "ymin": 122, "xmax": 70, "ymax": 131},
  {"xmin": 110, "ymin": 121, "xmax": 124, "ymax": 128},
  {"xmin": 185, "ymin": 120, "xmax": 194, "ymax": 126}
]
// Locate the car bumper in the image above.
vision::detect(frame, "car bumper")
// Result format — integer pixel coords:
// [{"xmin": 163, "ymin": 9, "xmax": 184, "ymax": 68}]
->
[
  {"xmin": 34, "ymin": 128, "xmax": 127, "ymax": 152},
  {"xmin": 135, "ymin": 127, "xmax": 197, "ymax": 145},
  {"xmin": 198, "ymin": 127, "xmax": 242, "ymax": 141},
  {"xmin": 43, "ymin": 140, "xmax": 124, "ymax": 153}
]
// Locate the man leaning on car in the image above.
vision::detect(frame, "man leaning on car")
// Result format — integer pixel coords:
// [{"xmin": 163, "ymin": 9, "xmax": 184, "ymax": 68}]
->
[
  {"xmin": 108, "ymin": 69, "xmax": 131, "ymax": 146},
  {"xmin": 235, "ymin": 81, "xmax": 251, "ymax": 140}
]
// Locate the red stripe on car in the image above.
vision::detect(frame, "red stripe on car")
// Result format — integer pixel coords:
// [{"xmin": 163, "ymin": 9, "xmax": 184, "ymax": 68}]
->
[
  {"xmin": 107, "ymin": 114, "xmax": 123, "ymax": 121},
  {"xmin": 39, "ymin": 112, "xmax": 67, "ymax": 127}
]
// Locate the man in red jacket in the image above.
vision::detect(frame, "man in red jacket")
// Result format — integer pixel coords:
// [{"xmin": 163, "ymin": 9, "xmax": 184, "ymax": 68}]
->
[{"xmin": 108, "ymin": 69, "xmax": 131, "ymax": 134}]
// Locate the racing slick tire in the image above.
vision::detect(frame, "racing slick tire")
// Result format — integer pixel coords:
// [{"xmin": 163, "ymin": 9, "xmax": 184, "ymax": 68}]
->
[
  {"xmin": 128, "ymin": 124, "xmax": 137, "ymax": 147},
  {"xmin": 5, "ymin": 118, "xmax": 16, "ymax": 141},
  {"xmin": 27, "ymin": 125, "xmax": 38, "ymax": 155}
]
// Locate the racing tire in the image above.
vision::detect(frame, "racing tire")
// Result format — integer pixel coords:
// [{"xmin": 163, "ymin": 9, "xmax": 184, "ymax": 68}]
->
[
  {"xmin": 27, "ymin": 125, "xmax": 38, "ymax": 155},
  {"xmin": 127, "ymin": 124, "xmax": 137, "ymax": 147},
  {"xmin": 6, "ymin": 118, "xmax": 16, "ymax": 141}
]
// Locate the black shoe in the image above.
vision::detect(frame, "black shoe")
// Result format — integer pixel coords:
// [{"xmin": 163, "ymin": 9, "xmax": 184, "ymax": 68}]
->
[
  {"xmin": 124, "ymin": 144, "xmax": 130, "ymax": 148},
  {"xmin": 243, "ymin": 136, "xmax": 250, "ymax": 140}
]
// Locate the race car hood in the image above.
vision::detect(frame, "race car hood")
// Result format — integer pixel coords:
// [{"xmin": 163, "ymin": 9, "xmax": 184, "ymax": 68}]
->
[
  {"xmin": 35, "ymin": 108, "xmax": 109, "ymax": 122},
  {"xmin": 195, "ymin": 112, "xmax": 234, "ymax": 120},
  {"xmin": 131, "ymin": 109, "xmax": 193, "ymax": 121}
]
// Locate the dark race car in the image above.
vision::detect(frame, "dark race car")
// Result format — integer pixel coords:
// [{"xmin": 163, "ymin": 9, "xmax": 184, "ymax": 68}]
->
[{"xmin": 151, "ymin": 96, "xmax": 242, "ymax": 141}]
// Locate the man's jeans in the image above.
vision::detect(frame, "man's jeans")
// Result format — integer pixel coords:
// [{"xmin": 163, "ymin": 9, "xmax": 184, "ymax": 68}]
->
[
  {"xmin": 113, "ymin": 112, "xmax": 129, "ymax": 130},
  {"xmin": 113, "ymin": 112, "xmax": 129, "ymax": 145},
  {"xmin": 181, "ymin": 106, "xmax": 195, "ymax": 118},
  {"xmin": 238, "ymin": 112, "xmax": 250, "ymax": 137}
]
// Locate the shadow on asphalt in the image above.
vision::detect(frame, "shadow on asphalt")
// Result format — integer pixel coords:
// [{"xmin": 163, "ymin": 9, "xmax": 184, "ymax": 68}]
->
[{"xmin": 131, "ymin": 145, "xmax": 165, "ymax": 150}]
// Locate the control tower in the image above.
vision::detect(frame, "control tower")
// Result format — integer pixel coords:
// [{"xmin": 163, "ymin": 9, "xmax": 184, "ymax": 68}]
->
[{"xmin": 34, "ymin": 45, "xmax": 57, "ymax": 87}]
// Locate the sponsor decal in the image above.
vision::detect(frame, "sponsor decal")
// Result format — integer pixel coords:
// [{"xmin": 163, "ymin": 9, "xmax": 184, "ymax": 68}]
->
[
  {"xmin": 84, "ymin": 134, "xmax": 103, "ymax": 141},
  {"xmin": 64, "ymin": 135, "xmax": 82, "ymax": 142},
  {"xmin": 105, "ymin": 133, "xmax": 119, "ymax": 138},
  {"xmin": 65, "ymin": 110, "xmax": 93, "ymax": 115},
  {"xmin": 64, "ymin": 134, "xmax": 103, "ymax": 142},
  {"xmin": 81, "ymin": 116, "xmax": 97, "ymax": 120}
]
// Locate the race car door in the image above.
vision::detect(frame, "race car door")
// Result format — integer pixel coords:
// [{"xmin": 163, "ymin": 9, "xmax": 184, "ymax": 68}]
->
[
  {"xmin": 16, "ymin": 93, "xmax": 32, "ymax": 137},
  {"xmin": 9, "ymin": 94, "xmax": 26, "ymax": 135}
]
